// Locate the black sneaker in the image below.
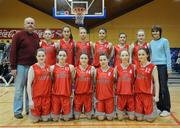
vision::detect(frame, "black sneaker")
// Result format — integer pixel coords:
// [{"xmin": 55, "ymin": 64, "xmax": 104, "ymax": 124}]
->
[
  {"xmin": 26, "ymin": 112, "xmax": 29, "ymax": 115},
  {"xmin": 14, "ymin": 114, "xmax": 23, "ymax": 119}
]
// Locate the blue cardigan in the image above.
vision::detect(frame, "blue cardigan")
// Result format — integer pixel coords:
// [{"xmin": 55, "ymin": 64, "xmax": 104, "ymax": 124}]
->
[{"xmin": 149, "ymin": 37, "xmax": 172, "ymax": 70}]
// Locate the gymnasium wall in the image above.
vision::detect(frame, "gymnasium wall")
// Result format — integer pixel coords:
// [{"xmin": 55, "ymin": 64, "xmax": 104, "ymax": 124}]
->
[
  {"xmin": 0, "ymin": 0, "xmax": 79, "ymax": 42},
  {"xmin": 90, "ymin": 0, "xmax": 180, "ymax": 48}
]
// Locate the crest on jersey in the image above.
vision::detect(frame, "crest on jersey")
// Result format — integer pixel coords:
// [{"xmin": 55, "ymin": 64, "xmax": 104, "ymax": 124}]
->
[
  {"xmin": 65, "ymin": 66, "xmax": 69, "ymax": 71},
  {"xmin": 145, "ymin": 67, "xmax": 151, "ymax": 73},
  {"xmin": 129, "ymin": 69, "xmax": 132, "ymax": 74},
  {"xmin": 108, "ymin": 71, "xmax": 111, "ymax": 76},
  {"xmin": 86, "ymin": 70, "xmax": 91, "ymax": 74},
  {"xmin": 105, "ymin": 44, "xmax": 108, "ymax": 48},
  {"xmin": 46, "ymin": 67, "xmax": 50, "ymax": 72},
  {"xmin": 144, "ymin": 45, "xmax": 148, "ymax": 49}
]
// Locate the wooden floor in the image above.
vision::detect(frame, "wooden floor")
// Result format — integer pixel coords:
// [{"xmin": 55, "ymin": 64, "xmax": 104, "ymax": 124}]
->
[{"xmin": 0, "ymin": 86, "xmax": 180, "ymax": 128}]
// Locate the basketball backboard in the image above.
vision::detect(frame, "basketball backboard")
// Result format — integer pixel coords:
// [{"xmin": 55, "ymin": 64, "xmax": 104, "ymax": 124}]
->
[{"xmin": 53, "ymin": 0, "xmax": 105, "ymax": 19}]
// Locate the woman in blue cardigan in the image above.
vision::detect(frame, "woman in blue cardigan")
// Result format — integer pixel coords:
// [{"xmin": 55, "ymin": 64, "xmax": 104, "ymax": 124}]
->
[{"xmin": 149, "ymin": 25, "xmax": 171, "ymax": 117}]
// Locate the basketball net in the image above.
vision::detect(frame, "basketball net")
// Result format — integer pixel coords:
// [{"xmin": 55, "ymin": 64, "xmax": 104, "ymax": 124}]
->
[{"xmin": 73, "ymin": 7, "xmax": 86, "ymax": 25}]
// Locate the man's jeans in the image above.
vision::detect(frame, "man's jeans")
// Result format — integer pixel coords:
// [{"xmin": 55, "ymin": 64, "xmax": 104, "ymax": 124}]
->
[{"xmin": 13, "ymin": 65, "xmax": 29, "ymax": 115}]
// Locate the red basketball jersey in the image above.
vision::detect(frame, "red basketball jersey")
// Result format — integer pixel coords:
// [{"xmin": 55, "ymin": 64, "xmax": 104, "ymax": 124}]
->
[
  {"xmin": 52, "ymin": 64, "xmax": 72, "ymax": 96},
  {"xmin": 93, "ymin": 41, "xmax": 110, "ymax": 67},
  {"xmin": 96, "ymin": 67, "xmax": 114, "ymax": 100},
  {"xmin": 60, "ymin": 39, "xmax": 75, "ymax": 65},
  {"xmin": 75, "ymin": 65, "xmax": 93, "ymax": 94},
  {"xmin": 75, "ymin": 41, "xmax": 91, "ymax": 66},
  {"xmin": 135, "ymin": 63, "xmax": 155, "ymax": 94},
  {"xmin": 41, "ymin": 41, "xmax": 56, "ymax": 66},
  {"xmin": 32, "ymin": 64, "xmax": 52, "ymax": 98},
  {"xmin": 114, "ymin": 44, "xmax": 129, "ymax": 66},
  {"xmin": 132, "ymin": 42, "xmax": 148, "ymax": 66},
  {"xmin": 116, "ymin": 64, "xmax": 135, "ymax": 95}
]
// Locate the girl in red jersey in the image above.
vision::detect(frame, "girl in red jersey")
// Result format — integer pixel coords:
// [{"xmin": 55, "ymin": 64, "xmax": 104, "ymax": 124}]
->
[
  {"xmin": 93, "ymin": 28, "xmax": 113, "ymax": 68},
  {"xmin": 130, "ymin": 29, "xmax": 148, "ymax": 66},
  {"xmin": 40, "ymin": 29, "xmax": 58, "ymax": 66},
  {"xmin": 116, "ymin": 50, "xmax": 135, "ymax": 120},
  {"xmin": 75, "ymin": 27, "xmax": 93, "ymax": 66},
  {"xmin": 94, "ymin": 53, "xmax": 116, "ymax": 121},
  {"xmin": 74, "ymin": 53, "xmax": 95, "ymax": 120},
  {"xmin": 114, "ymin": 32, "xmax": 129, "ymax": 66},
  {"xmin": 135, "ymin": 48, "xmax": 159, "ymax": 122},
  {"xmin": 59, "ymin": 25, "xmax": 75, "ymax": 65},
  {"xmin": 50, "ymin": 49, "xmax": 75, "ymax": 121},
  {"xmin": 27, "ymin": 48, "xmax": 52, "ymax": 123}
]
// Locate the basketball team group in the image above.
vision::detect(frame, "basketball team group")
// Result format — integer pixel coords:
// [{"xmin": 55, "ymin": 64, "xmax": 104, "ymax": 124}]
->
[{"xmin": 10, "ymin": 17, "xmax": 171, "ymax": 123}]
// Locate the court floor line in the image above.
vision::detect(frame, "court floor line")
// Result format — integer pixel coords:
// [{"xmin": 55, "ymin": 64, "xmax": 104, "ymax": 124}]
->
[
  {"xmin": 0, "ymin": 113, "xmax": 180, "ymax": 128},
  {"xmin": 0, "ymin": 123, "xmax": 179, "ymax": 128},
  {"xmin": 0, "ymin": 112, "xmax": 179, "ymax": 127},
  {"xmin": 0, "ymin": 90, "xmax": 8, "ymax": 97},
  {"xmin": 171, "ymin": 112, "xmax": 180, "ymax": 125}
]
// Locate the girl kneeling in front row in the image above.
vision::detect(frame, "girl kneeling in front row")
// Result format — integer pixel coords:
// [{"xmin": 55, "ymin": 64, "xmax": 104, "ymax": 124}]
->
[
  {"xmin": 116, "ymin": 50, "xmax": 135, "ymax": 120},
  {"xmin": 74, "ymin": 53, "xmax": 95, "ymax": 119},
  {"xmin": 27, "ymin": 48, "xmax": 52, "ymax": 123},
  {"xmin": 135, "ymin": 48, "xmax": 159, "ymax": 122},
  {"xmin": 51, "ymin": 49, "xmax": 75, "ymax": 121},
  {"xmin": 94, "ymin": 53, "xmax": 116, "ymax": 121}
]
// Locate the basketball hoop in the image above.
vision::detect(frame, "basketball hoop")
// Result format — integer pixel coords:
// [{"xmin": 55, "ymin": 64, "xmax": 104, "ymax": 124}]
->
[{"xmin": 72, "ymin": 7, "xmax": 86, "ymax": 25}]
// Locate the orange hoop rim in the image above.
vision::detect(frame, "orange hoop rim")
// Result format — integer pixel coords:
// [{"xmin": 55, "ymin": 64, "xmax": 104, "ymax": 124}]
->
[{"xmin": 72, "ymin": 7, "xmax": 86, "ymax": 15}]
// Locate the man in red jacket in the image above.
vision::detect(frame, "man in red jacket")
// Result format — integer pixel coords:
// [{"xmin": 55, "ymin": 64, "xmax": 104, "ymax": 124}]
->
[{"xmin": 10, "ymin": 17, "xmax": 40, "ymax": 119}]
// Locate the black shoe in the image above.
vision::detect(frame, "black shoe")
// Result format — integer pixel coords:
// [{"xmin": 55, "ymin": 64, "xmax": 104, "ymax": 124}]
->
[
  {"xmin": 26, "ymin": 112, "xmax": 29, "ymax": 115},
  {"xmin": 14, "ymin": 114, "xmax": 23, "ymax": 119}
]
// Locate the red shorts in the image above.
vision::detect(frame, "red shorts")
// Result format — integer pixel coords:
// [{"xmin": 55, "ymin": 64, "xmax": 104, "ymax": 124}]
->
[
  {"xmin": 96, "ymin": 98, "xmax": 114, "ymax": 114},
  {"xmin": 74, "ymin": 93, "xmax": 92, "ymax": 113},
  {"xmin": 51, "ymin": 95, "xmax": 71, "ymax": 115},
  {"xmin": 135, "ymin": 93, "xmax": 153, "ymax": 115},
  {"xmin": 31, "ymin": 96, "xmax": 51, "ymax": 117},
  {"xmin": 117, "ymin": 95, "xmax": 134, "ymax": 113}
]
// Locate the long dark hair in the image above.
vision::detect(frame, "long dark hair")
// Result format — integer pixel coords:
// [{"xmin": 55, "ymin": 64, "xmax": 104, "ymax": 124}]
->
[
  {"xmin": 62, "ymin": 25, "xmax": 73, "ymax": 39},
  {"xmin": 138, "ymin": 47, "xmax": 150, "ymax": 61}
]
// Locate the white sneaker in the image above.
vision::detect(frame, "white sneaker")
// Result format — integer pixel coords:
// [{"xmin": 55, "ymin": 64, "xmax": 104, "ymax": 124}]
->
[
  {"xmin": 160, "ymin": 111, "xmax": 170, "ymax": 117},
  {"xmin": 157, "ymin": 109, "xmax": 161, "ymax": 115}
]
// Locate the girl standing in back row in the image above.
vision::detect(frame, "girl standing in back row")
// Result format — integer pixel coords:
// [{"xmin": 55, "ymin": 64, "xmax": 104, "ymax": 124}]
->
[
  {"xmin": 130, "ymin": 29, "xmax": 148, "ymax": 66},
  {"xmin": 40, "ymin": 29, "xmax": 58, "ymax": 66},
  {"xmin": 75, "ymin": 27, "xmax": 93, "ymax": 66},
  {"xmin": 93, "ymin": 28, "xmax": 113, "ymax": 68},
  {"xmin": 114, "ymin": 32, "xmax": 129, "ymax": 66},
  {"xmin": 59, "ymin": 25, "xmax": 75, "ymax": 65}
]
